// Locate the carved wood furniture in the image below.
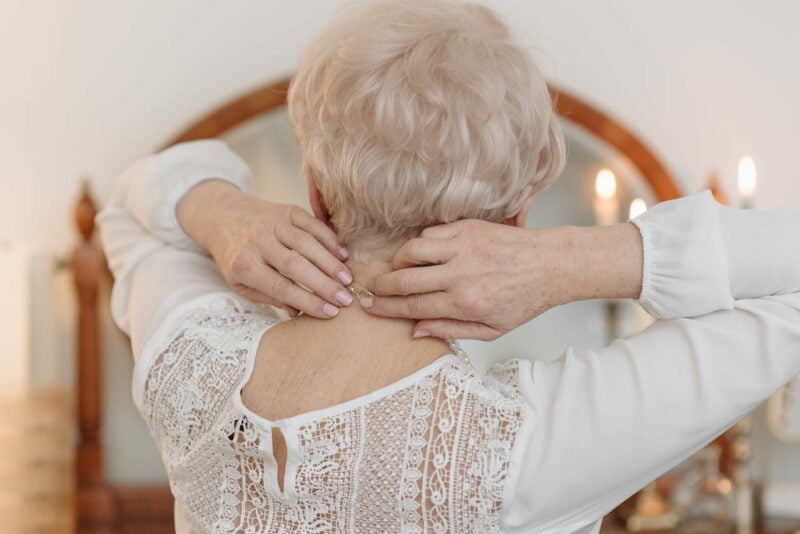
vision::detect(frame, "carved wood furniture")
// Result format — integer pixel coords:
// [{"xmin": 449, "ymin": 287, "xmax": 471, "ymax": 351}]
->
[{"xmin": 71, "ymin": 184, "xmax": 174, "ymax": 533}]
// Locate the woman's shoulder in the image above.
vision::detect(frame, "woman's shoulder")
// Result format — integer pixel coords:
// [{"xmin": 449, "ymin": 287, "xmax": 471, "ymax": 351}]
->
[
  {"xmin": 440, "ymin": 356, "xmax": 532, "ymax": 414},
  {"xmin": 132, "ymin": 291, "xmax": 282, "ymax": 461},
  {"xmin": 140, "ymin": 291, "xmax": 282, "ymax": 360},
  {"xmin": 170, "ymin": 291, "xmax": 283, "ymax": 332},
  {"xmin": 485, "ymin": 358, "xmax": 528, "ymax": 387},
  {"xmin": 138, "ymin": 290, "xmax": 283, "ymax": 389}
]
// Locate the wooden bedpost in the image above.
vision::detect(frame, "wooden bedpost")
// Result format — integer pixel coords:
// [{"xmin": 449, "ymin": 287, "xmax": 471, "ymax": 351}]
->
[{"xmin": 71, "ymin": 180, "xmax": 115, "ymax": 530}]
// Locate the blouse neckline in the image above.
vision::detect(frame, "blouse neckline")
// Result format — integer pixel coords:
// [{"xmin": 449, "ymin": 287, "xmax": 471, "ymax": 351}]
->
[{"xmin": 233, "ymin": 320, "xmax": 466, "ymax": 429}]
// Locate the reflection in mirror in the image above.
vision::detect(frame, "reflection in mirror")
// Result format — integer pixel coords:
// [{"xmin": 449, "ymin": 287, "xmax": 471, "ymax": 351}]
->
[
  {"xmin": 220, "ymin": 107, "xmax": 657, "ymax": 371},
  {"xmin": 222, "ymin": 109, "xmax": 308, "ymax": 208}
]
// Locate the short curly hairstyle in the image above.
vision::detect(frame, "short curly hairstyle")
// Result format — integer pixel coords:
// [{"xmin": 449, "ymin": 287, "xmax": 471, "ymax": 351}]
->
[{"xmin": 288, "ymin": 0, "xmax": 565, "ymax": 259}]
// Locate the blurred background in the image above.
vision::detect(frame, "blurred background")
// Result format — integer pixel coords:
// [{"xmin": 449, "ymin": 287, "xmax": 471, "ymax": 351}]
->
[{"xmin": 0, "ymin": 1, "xmax": 798, "ymax": 532}]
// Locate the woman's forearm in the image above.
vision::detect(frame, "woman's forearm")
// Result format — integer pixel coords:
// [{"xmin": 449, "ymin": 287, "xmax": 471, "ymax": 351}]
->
[
  {"xmin": 364, "ymin": 190, "xmax": 797, "ymax": 340},
  {"xmin": 176, "ymin": 179, "xmax": 239, "ymax": 251},
  {"xmin": 362, "ymin": 218, "xmax": 643, "ymax": 340},
  {"xmin": 554, "ymin": 222, "xmax": 644, "ymax": 304}
]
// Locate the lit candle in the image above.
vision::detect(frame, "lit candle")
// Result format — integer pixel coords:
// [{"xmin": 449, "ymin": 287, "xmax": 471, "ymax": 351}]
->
[
  {"xmin": 594, "ymin": 169, "xmax": 619, "ymax": 225},
  {"xmin": 628, "ymin": 198, "xmax": 647, "ymax": 220},
  {"xmin": 737, "ymin": 156, "xmax": 757, "ymax": 209}
]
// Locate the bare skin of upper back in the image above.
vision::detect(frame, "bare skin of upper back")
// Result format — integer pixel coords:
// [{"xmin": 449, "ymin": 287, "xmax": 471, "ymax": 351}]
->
[
  {"xmin": 241, "ymin": 303, "xmax": 452, "ymax": 422},
  {"xmin": 239, "ymin": 279, "xmax": 452, "ymax": 490}
]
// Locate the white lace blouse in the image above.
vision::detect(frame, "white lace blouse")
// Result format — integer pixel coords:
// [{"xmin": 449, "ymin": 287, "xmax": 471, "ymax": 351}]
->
[{"xmin": 96, "ymin": 140, "xmax": 800, "ymax": 534}]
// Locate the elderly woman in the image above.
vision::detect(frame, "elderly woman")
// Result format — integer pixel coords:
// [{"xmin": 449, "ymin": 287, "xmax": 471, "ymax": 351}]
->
[{"xmin": 97, "ymin": 0, "xmax": 800, "ymax": 532}]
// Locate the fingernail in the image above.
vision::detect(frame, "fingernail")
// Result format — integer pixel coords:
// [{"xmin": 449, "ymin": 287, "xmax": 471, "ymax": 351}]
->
[
  {"xmin": 413, "ymin": 330, "xmax": 430, "ymax": 338},
  {"xmin": 359, "ymin": 295, "xmax": 373, "ymax": 308},
  {"xmin": 335, "ymin": 290, "xmax": 353, "ymax": 305},
  {"xmin": 323, "ymin": 303, "xmax": 339, "ymax": 317},
  {"xmin": 337, "ymin": 269, "xmax": 353, "ymax": 285},
  {"xmin": 339, "ymin": 246, "xmax": 349, "ymax": 260}
]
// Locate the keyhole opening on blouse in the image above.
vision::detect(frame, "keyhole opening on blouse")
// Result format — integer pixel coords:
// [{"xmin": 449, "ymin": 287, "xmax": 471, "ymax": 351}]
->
[{"xmin": 271, "ymin": 427, "xmax": 288, "ymax": 493}]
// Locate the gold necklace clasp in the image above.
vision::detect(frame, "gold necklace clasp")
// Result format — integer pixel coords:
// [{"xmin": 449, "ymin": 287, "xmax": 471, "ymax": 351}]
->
[{"xmin": 347, "ymin": 284, "xmax": 375, "ymax": 306}]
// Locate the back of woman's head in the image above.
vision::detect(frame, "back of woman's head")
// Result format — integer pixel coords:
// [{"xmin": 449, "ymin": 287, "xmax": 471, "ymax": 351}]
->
[{"xmin": 288, "ymin": 0, "xmax": 565, "ymax": 259}]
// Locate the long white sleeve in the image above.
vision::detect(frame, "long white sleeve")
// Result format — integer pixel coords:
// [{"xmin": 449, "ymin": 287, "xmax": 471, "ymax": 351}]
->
[
  {"xmin": 632, "ymin": 189, "xmax": 800, "ymax": 318},
  {"xmin": 96, "ymin": 141, "xmax": 282, "ymax": 534},
  {"xmin": 502, "ymin": 191, "xmax": 800, "ymax": 532},
  {"xmin": 97, "ymin": 141, "xmax": 800, "ymax": 533},
  {"xmin": 95, "ymin": 140, "xmax": 260, "ymax": 359}
]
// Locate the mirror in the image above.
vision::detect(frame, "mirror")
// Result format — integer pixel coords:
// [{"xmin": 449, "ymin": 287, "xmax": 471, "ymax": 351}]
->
[
  {"xmin": 74, "ymin": 78, "xmax": 686, "ymax": 529},
  {"xmin": 219, "ymin": 103, "xmax": 659, "ymax": 370},
  {"xmin": 76, "ymin": 78, "xmax": 800, "ymax": 532}
]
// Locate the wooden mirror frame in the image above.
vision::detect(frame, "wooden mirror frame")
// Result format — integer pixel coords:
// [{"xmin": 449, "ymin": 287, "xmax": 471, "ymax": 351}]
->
[
  {"xmin": 73, "ymin": 76, "xmax": 682, "ymax": 532},
  {"xmin": 166, "ymin": 77, "xmax": 681, "ymax": 201}
]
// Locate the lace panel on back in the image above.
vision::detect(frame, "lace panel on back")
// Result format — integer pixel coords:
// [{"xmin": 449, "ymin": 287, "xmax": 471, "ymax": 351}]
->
[
  {"xmin": 138, "ymin": 293, "xmax": 529, "ymax": 533},
  {"xmin": 140, "ymin": 293, "xmax": 277, "ymax": 470}
]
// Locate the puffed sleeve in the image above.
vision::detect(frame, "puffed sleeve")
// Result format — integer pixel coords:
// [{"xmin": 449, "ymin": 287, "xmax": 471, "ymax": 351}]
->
[
  {"xmin": 501, "ymin": 192, "xmax": 800, "ymax": 532},
  {"xmin": 631, "ymin": 190, "xmax": 733, "ymax": 318},
  {"xmin": 632, "ymin": 189, "xmax": 800, "ymax": 317},
  {"xmin": 95, "ymin": 140, "xmax": 264, "ymax": 357},
  {"xmin": 118, "ymin": 139, "xmax": 255, "ymax": 253},
  {"xmin": 95, "ymin": 141, "xmax": 283, "ymax": 475}
]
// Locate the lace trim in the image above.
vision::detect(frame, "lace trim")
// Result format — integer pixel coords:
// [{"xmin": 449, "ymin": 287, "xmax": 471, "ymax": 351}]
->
[
  {"xmin": 139, "ymin": 292, "xmax": 529, "ymax": 533},
  {"xmin": 140, "ymin": 293, "xmax": 276, "ymax": 468}
]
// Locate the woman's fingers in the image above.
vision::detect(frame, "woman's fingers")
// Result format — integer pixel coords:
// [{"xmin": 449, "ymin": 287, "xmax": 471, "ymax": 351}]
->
[
  {"xmin": 275, "ymin": 223, "xmax": 353, "ymax": 287},
  {"xmin": 391, "ymin": 237, "xmax": 459, "ymax": 270},
  {"xmin": 362, "ymin": 292, "xmax": 457, "ymax": 320},
  {"xmin": 368, "ymin": 264, "xmax": 449, "ymax": 296},
  {"xmin": 236, "ymin": 258, "xmax": 341, "ymax": 318},
  {"xmin": 419, "ymin": 220, "xmax": 465, "ymax": 239},
  {"xmin": 290, "ymin": 207, "xmax": 349, "ymax": 260},
  {"xmin": 270, "ymin": 245, "xmax": 354, "ymax": 309},
  {"xmin": 413, "ymin": 319, "xmax": 503, "ymax": 341}
]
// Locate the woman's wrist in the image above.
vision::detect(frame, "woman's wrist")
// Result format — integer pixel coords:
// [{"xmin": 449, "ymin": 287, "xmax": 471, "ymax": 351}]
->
[
  {"xmin": 552, "ymin": 222, "xmax": 644, "ymax": 304},
  {"xmin": 176, "ymin": 179, "xmax": 241, "ymax": 252}
]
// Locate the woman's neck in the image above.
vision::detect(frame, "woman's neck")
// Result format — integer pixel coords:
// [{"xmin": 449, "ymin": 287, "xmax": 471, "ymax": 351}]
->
[
  {"xmin": 306, "ymin": 258, "xmax": 416, "ymax": 336},
  {"xmin": 288, "ymin": 257, "xmax": 451, "ymax": 363},
  {"xmin": 243, "ymin": 257, "xmax": 452, "ymax": 421},
  {"xmin": 345, "ymin": 257, "xmax": 394, "ymax": 296}
]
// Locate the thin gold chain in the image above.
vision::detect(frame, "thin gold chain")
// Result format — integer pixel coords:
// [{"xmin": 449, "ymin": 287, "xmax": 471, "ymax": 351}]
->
[{"xmin": 346, "ymin": 283, "xmax": 374, "ymax": 305}]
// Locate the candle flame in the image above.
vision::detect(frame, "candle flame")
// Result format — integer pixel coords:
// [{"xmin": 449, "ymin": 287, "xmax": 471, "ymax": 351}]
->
[
  {"xmin": 737, "ymin": 156, "xmax": 757, "ymax": 198},
  {"xmin": 629, "ymin": 198, "xmax": 647, "ymax": 220},
  {"xmin": 595, "ymin": 169, "xmax": 617, "ymax": 199}
]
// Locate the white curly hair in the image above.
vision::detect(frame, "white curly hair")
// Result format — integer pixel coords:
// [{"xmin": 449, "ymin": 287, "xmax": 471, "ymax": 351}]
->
[{"xmin": 288, "ymin": 0, "xmax": 566, "ymax": 259}]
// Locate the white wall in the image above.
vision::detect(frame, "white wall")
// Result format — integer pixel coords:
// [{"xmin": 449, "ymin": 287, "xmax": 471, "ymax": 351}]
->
[
  {"xmin": 2, "ymin": 0, "xmax": 798, "ymax": 485},
  {"xmin": 2, "ymin": 0, "xmax": 798, "ymax": 250}
]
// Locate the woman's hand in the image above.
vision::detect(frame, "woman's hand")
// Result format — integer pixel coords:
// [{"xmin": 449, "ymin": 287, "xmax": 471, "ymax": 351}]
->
[
  {"xmin": 177, "ymin": 180, "xmax": 355, "ymax": 318},
  {"xmin": 364, "ymin": 219, "xmax": 643, "ymax": 340}
]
